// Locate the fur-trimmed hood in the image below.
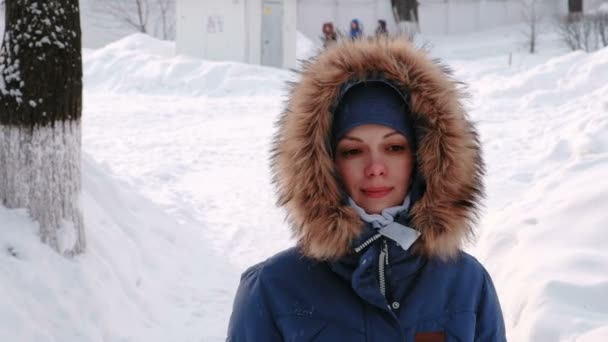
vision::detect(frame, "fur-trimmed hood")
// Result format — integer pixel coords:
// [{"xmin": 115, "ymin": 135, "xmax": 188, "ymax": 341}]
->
[{"xmin": 270, "ymin": 38, "xmax": 484, "ymax": 261}]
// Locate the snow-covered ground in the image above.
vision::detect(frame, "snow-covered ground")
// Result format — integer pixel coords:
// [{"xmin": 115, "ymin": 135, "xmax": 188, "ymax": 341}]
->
[{"xmin": 2, "ymin": 24, "xmax": 608, "ymax": 341}]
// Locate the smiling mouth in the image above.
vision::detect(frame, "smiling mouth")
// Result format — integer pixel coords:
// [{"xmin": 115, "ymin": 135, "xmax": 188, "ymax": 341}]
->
[{"xmin": 362, "ymin": 187, "xmax": 392, "ymax": 199}]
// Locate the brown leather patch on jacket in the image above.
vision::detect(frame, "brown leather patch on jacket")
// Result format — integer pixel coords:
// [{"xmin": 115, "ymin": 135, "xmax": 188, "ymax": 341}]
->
[{"xmin": 415, "ymin": 332, "xmax": 446, "ymax": 342}]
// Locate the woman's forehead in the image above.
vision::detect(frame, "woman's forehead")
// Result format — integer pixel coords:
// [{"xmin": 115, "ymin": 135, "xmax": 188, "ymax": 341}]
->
[{"xmin": 340, "ymin": 125, "xmax": 406, "ymax": 142}]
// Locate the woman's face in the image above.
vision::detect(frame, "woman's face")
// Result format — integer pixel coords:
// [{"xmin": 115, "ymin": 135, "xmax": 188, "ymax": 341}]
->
[
  {"xmin": 335, "ymin": 124, "xmax": 414, "ymax": 214},
  {"xmin": 351, "ymin": 22, "xmax": 358, "ymax": 29}
]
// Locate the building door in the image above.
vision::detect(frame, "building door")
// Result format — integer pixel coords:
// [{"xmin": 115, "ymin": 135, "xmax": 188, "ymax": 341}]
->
[{"xmin": 261, "ymin": 0, "xmax": 283, "ymax": 67}]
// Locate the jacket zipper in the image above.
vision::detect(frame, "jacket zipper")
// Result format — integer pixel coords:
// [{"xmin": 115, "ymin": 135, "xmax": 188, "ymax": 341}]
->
[
  {"xmin": 354, "ymin": 234, "xmax": 390, "ymax": 301},
  {"xmin": 379, "ymin": 239, "xmax": 389, "ymax": 298}
]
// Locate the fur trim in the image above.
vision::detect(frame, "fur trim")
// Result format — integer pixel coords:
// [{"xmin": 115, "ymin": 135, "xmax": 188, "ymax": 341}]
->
[{"xmin": 270, "ymin": 38, "xmax": 484, "ymax": 261}]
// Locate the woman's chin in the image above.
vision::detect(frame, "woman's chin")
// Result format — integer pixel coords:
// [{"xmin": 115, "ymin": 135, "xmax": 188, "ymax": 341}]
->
[{"xmin": 358, "ymin": 201, "xmax": 387, "ymax": 214}]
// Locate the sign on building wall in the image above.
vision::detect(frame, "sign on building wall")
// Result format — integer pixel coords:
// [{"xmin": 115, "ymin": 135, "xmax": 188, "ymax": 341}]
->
[
  {"xmin": 206, "ymin": 16, "xmax": 224, "ymax": 33},
  {"xmin": 176, "ymin": 0, "xmax": 296, "ymax": 68}
]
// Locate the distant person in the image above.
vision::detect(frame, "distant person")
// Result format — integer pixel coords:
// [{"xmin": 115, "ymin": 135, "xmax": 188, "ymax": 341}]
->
[
  {"xmin": 375, "ymin": 19, "xmax": 389, "ymax": 38},
  {"xmin": 228, "ymin": 37, "xmax": 506, "ymax": 341},
  {"xmin": 349, "ymin": 18, "xmax": 363, "ymax": 40},
  {"xmin": 321, "ymin": 22, "xmax": 337, "ymax": 48}
]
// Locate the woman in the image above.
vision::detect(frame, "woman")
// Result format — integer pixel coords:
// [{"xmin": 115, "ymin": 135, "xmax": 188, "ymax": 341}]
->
[
  {"xmin": 227, "ymin": 38, "xmax": 506, "ymax": 341},
  {"xmin": 350, "ymin": 18, "xmax": 363, "ymax": 40},
  {"xmin": 321, "ymin": 22, "xmax": 337, "ymax": 49},
  {"xmin": 375, "ymin": 19, "xmax": 389, "ymax": 38}
]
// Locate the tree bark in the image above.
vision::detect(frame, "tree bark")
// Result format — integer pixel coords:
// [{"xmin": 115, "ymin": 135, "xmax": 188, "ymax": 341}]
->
[
  {"xmin": 1, "ymin": 0, "xmax": 82, "ymax": 126},
  {"xmin": 569, "ymin": 0, "xmax": 583, "ymax": 14},
  {"xmin": 391, "ymin": 0, "xmax": 419, "ymax": 22},
  {"xmin": 93, "ymin": 0, "xmax": 150, "ymax": 34},
  {"xmin": 0, "ymin": 0, "xmax": 85, "ymax": 255}
]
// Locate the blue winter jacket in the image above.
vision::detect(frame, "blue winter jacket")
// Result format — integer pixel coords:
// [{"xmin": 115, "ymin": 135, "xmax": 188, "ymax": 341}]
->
[
  {"xmin": 350, "ymin": 19, "xmax": 363, "ymax": 40},
  {"xmin": 227, "ymin": 223, "xmax": 505, "ymax": 341},
  {"xmin": 228, "ymin": 38, "xmax": 507, "ymax": 341}
]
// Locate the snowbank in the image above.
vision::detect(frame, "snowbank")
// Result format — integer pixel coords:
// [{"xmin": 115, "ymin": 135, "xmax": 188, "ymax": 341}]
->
[
  {"xmin": 83, "ymin": 34, "xmax": 292, "ymax": 97},
  {"xmin": 0, "ymin": 156, "xmax": 236, "ymax": 341},
  {"xmin": 459, "ymin": 46, "xmax": 608, "ymax": 341},
  {"xmin": 296, "ymin": 31, "xmax": 320, "ymax": 63}
]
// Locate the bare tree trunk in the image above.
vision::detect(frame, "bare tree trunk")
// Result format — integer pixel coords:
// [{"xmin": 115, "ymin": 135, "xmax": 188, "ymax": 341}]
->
[
  {"xmin": 569, "ymin": 0, "xmax": 583, "ymax": 14},
  {"xmin": 391, "ymin": 0, "xmax": 420, "ymax": 40},
  {"xmin": 597, "ymin": 13, "xmax": 608, "ymax": 47},
  {"xmin": 529, "ymin": 5, "xmax": 537, "ymax": 54},
  {"xmin": 0, "ymin": 0, "xmax": 85, "ymax": 255},
  {"xmin": 156, "ymin": 0, "xmax": 175, "ymax": 40},
  {"xmin": 391, "ymin": 0, "xmax": 419, "ymax": 22},
  {"xmin": 93, "ymin": 0, "xmax": 150, "ymax": 34},
  {"xmin": 91, "ymin": 0, "xmax": 176, "ymax": 40},
  {"xmin": 158, "ymin": 0, "xmax": 168, "ymax": 39},
  {"xmin": 135, "ymin": 0, "xmax": 148, "ymax": 33},
  {"xmin": 568, "ymin": 0, "xmax": 584, "ymax": 22},
  {"xmin": 521, "ymin": 0, "xmax": 541, "ymax": 54}
]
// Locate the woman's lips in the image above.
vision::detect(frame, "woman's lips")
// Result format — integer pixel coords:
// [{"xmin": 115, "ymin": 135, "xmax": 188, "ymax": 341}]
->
[{"xmin": 362, "ymin": 187, "xmax": 392, "ymax": 199}]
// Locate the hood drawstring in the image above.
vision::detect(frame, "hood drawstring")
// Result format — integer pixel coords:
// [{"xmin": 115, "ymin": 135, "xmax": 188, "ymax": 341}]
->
[
  {"xmin": 351, "ymin": 196, "xmax": 421, "ymax": 300},
  {"xmin": 349, "ymin": 195, "xmax": 420, "ymax": 251}
]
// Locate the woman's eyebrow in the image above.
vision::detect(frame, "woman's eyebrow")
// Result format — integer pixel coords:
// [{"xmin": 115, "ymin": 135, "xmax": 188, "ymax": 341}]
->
[
  {"xmin": 341, "ymin": 136, "xmax": 363, "ymax": 142},
  {"xmin": 383, "ymin": 131, "xmax": 401, "ymax": 139}
]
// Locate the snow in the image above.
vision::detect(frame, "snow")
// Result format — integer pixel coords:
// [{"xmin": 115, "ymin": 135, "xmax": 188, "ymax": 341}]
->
[
  {"xmin": 1, "ymin": 156, "xmax": 235, "ymax": 341},
  {"xmin": 296, "ymin": 30, "xmax": 320, "ymax": 63},
  {"xmin": 2, "ymin": 24, "xmax": 608, "ymax": 341},
  {"xmin": 83, "ymin": 33, "xmax": 290, "ymax": 97}
]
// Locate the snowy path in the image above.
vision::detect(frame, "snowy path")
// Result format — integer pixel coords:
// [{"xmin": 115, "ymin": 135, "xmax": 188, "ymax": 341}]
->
[
  {"xmin": 83, "ymin": 93, "xmax": 293, "ymax": 271},
  {"xmin": 83, "ymin": 93, "xmax": 294, "ymax": 340}
]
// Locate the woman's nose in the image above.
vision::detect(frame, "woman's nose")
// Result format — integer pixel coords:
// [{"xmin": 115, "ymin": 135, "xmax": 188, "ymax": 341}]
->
[{"xmin": 365, "ymin": 159, "xmax": 386, "ymax": 177}]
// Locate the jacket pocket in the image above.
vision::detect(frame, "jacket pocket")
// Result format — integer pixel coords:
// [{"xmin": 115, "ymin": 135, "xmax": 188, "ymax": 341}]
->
[{"xmin": 412, "ymin": 311, "xmax": 476, "ymax": 342}]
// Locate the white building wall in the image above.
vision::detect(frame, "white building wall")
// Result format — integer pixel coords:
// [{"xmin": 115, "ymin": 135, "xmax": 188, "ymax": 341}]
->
[
  {"xmin": 245, "ymin": 0, "xmax": 296, "ymax": 68},
  {"xmin": 245, "ymin": 0, "xmax": 263, "ymax": 65},
  {"xmin": 333, "ymin": 0, "xmax": 379, "ymax": 36},
  {"xmin": 176, "ymin": 0, "xmax": 247, "ymax": 62},
  {"xmin": 283, "ymin": 1, "xmax": 298, "ymax": 69},
  {"xmin": 176, "ymin": 0, "xmax": 295, "ymax": 68},
  {"xmin": 418, "ymin": 0, "xmax": 603, "ymax": 35},
  {"xmin": 586, "ymin": 0, "xmax": 608, "ymax": 13},
  {"xmin": 296, "ymin": 0, "xmax": 332, "ymax": 46},
  {"xmin": 418, "ymin": 0, "xmax": 517, "ymax": 35},
  {"xmin": 478, "ymin": 1, "xmax": 519, "ymax": 29}
]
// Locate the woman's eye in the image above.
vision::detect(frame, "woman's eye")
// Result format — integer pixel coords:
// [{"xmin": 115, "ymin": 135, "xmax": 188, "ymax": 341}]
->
[
  {"xmin": 388, "ymin": 145, "xmax": 407, "ymax": 152},
  {"xmin": 340, "ymin": 148, "xmax": 361, "ymax": 157}
]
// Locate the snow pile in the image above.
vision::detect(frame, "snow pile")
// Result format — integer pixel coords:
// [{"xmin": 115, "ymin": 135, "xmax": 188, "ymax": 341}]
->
[
  {"xmin": 0, "ymin": 156, "xmax": 235, "ymax": 341},
  {"xmin": 83, "ymin": 34, "xmax": 291, "ymax": 97},
  {"xmin": 296, "ymin": 31, "xmax": 320, "ymax": 63},
  {"xmin": 455, "ymin": 46, "xmax": 608, "ymax": 341}
]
